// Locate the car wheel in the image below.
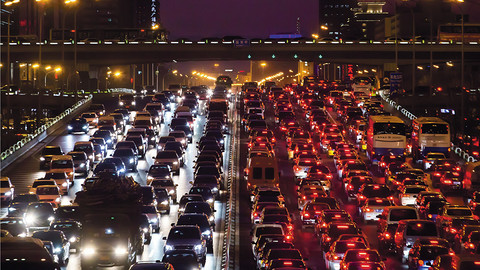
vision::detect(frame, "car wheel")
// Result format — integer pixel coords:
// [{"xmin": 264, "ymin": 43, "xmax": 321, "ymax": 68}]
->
[
  {"xmin": 202, "ymin": 255, "xmax": 206, "ymax": 266},
  {"xmin": 207, "ymin": 242, "xmax": 213, "ymax": 253}
]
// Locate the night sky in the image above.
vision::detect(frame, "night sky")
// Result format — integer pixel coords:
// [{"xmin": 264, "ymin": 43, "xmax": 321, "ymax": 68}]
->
[
  {"xmin": 159, "ymin": 0, "xmax": 319, "ymax": 39},
  {"xmin": 160, "ymin": 0, "xmax": 479, "ymax": 40}
]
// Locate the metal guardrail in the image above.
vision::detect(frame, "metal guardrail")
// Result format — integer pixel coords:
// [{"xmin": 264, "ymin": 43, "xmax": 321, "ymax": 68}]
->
[
  {"xmin": 221, "ymin": 96, "xmax": 238, "ymax": 270},
  {"xmin": 379, "ymin": 91, "xmax": 477, "ymax": 163},
  {"xmin": 0, "ymin": 95, "xmax": 93, "ymax": 161}
]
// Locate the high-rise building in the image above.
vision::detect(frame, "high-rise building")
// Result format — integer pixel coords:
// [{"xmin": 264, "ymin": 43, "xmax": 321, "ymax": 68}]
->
[{"xmin": 319, "ymin": 0, "xmax": 358, "ymax": 40}]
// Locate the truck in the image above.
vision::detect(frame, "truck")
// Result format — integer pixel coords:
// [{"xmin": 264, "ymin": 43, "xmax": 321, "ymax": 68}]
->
[{"xmin": 75, "ymin": 174, "xmax": 144, "ymax": 269}]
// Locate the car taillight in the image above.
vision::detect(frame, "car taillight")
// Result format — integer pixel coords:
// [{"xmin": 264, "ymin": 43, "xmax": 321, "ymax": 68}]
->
[
  {"xmin": 442, "ymin": 179, "xmax": 453, "ymax": 184},
  {"xmin": 384, "ymin": 232, "xmax": 391, "ymax": 239},
  {"xmin": 253, "ymin": 213, "xmax": 258, "ymax": 217},
  {"xmin": 304, "ymin": 213, "xmax": 310, "ymax": 218},
  {"xmin": 365, "ymin": 208, "xmax": 372, "ymax": 212},
  {"xmin": 325, "ymin": 236, "xmax": 332, "ymax": 242}
]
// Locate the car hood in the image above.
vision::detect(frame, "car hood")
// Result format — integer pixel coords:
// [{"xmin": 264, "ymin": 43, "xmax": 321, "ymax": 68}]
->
[{"xmin": 166, "ymin": 238, "xmax": 201, "ymax": 246}]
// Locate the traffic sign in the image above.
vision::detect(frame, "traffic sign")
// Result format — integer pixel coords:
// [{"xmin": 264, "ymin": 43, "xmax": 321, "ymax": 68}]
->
[
  {"xmin": 390, "ymin": 72, "xmax": 402, "ymax": 94},
  {"xmin": 234, "ymin": 39, "xmax": 250, "ymax": 47}
]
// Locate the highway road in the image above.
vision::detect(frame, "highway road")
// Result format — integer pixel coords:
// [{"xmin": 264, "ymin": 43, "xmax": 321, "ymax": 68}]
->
[
  {"xmin": 237, "ymin": 94, "xmax": 467, "ymax": 270},
  {"xmin": 1, "ymin": 94, "xmax": 232, "ymax": 270}
]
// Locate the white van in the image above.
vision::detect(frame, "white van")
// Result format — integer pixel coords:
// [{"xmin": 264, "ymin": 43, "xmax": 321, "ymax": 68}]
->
[{"xmin": 245, "ymin": 156, "xmax": 279, "ymax": 191}]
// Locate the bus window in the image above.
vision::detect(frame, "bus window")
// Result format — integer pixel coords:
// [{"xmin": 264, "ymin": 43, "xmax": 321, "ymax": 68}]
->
[
  {"xmin": 253, "ymin": 168, "xmax": 262, "ymax": 179},
  {"xmin": 265, "ymin": 168, "xmax": 275, "ymax": 180},
  {"xmin": 421, "ymin": 124, "xmax": 448, "ymax": 134}
]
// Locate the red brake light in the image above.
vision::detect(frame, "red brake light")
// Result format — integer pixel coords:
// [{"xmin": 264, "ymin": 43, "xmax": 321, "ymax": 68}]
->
[
  {"xmin": 283, "ymin": 261, "xmax": 293, "ymax": 266},
  {"xmin": 338, "ymin": 225, "xmax": 349, "ymax": 229}
]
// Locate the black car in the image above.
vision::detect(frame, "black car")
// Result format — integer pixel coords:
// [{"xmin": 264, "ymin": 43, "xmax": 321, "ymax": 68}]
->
[
  {"xmin": 8, "ymin": 194, "xmax": 39, "ymax": 217},
  {"xmin": 113, "ymin": 109, "xmax": 130, "ymax": 124},
  {"xmin": 176, "ymin": 213, "xmax": 214, "ymax": 251},
  {"xmin": 49, "ymin": 220, "xmax": 82, "ymax": 248},
  {"xmin": 24, "ymin": 202, "xmax": 55, "ymax": 230},
  {"xmin": 92, "ymin": 130, "xmax": 116, "ymax": 149},
  {"xmin": 101, "ymin": 157, "xmax": 127, "ymax": 176},
  {"xmin": 173, "ymin": 125, "xmax": 193, "ymax": 143},
  {"xmin": 54, "ymin": 205, "xmax": 82, "ymax": 222},
  {"xmin": 112, "ymin": 147, "xmax": 138, "ymax": 171},
  {"xmin": 162, "ymin": 250, "xmax": 201, "ymax": 270},
  {"xmin": 152, "ymin": 93, "xmax": 172, "ymax": 111},
  {"xmin": 0, "ymin": 217, "xmax": 28, "ymax": 236},
  {"xmin": 125, "ymin": 135, "xmax": 147, "ymax": 158},
  {"xmin": 189, "ymin": 186, "xmax": 215, "ymax": 207},
  {"xmin": 67, "ymin": 118, "xmax": 89, "ymax": 134},
  {"xmin": 40, "ymin": 146, "xmax": 64, "ymax": 169},
  {"xmin": 154, "ymin": 188, "xmax": 171, "ymax": 214},
  {"xmin": 184, "ymin": 202, "xmax": 215, "ymax": 228},
  {"xmin": 32, "ymin": 230, "xmax": 70, "ymax": 265},
  {"xmin": 89, "ymin": 137, "xmax": 108, "ymax": 156},
  {"xmin": 93, "ymin": 162, "xmax": 120, "ymax": 177}
]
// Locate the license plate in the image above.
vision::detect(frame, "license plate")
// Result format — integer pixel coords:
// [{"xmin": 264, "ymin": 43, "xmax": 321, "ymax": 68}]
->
[
  {"xmin": 454, "ymin": 181, "xmax": 460, "ymax": 185},
  {"xmin": 100, "ymin": 255, "xmax": 110, "ymax": 261},
  {"xmin": 375, "ymin": 209, "xmax": 382, "ymax": 212}
]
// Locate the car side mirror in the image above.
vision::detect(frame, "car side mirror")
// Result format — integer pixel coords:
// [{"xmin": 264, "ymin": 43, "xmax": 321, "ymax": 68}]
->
[
  {"xmin": 213, "ymin": 210, "xmax": 216, "ymax": 212},
  {"xmin": 175, "ymin": 184, "xmax": 178, "ymax": 186},
  {"xmin": 171, "ymin": 223, "xmax": 175, "ymax": 227},
  {"xmin": 162, "ymin": 236, "xmax": 167, "ymax": 240}
]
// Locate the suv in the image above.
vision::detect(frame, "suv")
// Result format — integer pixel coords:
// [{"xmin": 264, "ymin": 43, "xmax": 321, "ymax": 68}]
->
[
  {"xmin": 163, "ymin": 225, "xmax": 207, "ymax": 266},
  {"xmin": 394, "ymin": 219, "xmax": 439, "ymax": 262},
  {"xmin": 0, "ymin": 177, "xmax": 15, "ymax": 203}
]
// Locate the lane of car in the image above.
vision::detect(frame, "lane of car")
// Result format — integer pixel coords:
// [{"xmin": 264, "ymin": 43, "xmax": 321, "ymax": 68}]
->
[{"xmin": 1, "ymin": 87, "xmax": 233, "ymax": 270}]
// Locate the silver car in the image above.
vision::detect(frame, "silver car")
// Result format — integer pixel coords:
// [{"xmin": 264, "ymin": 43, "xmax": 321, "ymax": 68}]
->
[{"xmin": 163, "ymin": 225, "xmax": 207, "ymax": 266}]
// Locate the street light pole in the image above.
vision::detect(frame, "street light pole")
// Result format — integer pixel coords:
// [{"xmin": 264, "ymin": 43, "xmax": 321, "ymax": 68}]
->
[{"xmin": 459, "ymin": 3, "xmax": 465, "ymax": 134}]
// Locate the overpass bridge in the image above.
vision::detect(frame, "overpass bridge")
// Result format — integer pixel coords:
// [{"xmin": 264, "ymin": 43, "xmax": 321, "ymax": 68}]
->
[{"xmin": 2, "ymin": 41, "xmax": 480, "ymax": 65}]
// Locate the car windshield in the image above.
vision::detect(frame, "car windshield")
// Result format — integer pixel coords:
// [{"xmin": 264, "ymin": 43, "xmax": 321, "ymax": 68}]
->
[
  {"xmin": 447, "ymin": 208, "xmax": 472, "ymax": 216},
  {"xmin": 142, "ymin": 206, "xmax": 157, "ymax": 213},
  {"xmin": 1, "ymin": 181, "xmax": 11, "ymax": 188},
  {"xmin": 373, "ymin": 123, "xmax": 406, "ymax": 135},
  {"xmin": 168, "ymin": 227, "xmax": 200, "ymax": 239},
  {"xmin": 52, "ymin": 223, "xmax": 75, "ymax": 230},
  {"xmin": 151, "ymin": 180, "xmax": 174, "ymax": 187},
  {"xmin": 419, "ymin": 246, "xmax": 449, "ymax": 260},
  {"xmin": 68, "ymin": 153, "xmax": 85, "ymax": 160},
  {"xmin": 32, "ymin": 181, "xmax": 55, "ymax": 188},
  {"xmin": 42, "ymin": 148, "xmax": 62, "ymax": 155},
  {"xmin": 406, "ymin": 222, "xmax": 437, "ymax": 236},
  {"xmin": 114, "ymin": 149, "xmax": 134, "ymax": 156},
  {"xmin": 255, "ymin": 227, "xmax": 283, "ymax": 237},
  {"xmin": 45, "ymin": 173, "xmax": 66, "ymax": 179},
  {"xmin": 51, "ymin": 160, "xmax": 73, "ymax": 169},
  {"xmin": 185, "ymin": 203, "xmax": 211, "ymax": 214},
  {"xmin": 156, "ymin": 152, "xmax": 178, "ymax": 159},
  {"xmin": 390, "ymin": 209, "xmax": 417, "ymax": 221},
  {"xmin": 405, "ymin": 187, "xmax": 427, "ymax": 194},
  {"xmin": 362, "ymin": 186, "xmax": 391, "ymax": 197},
  {"xmin": 177, "ymin": 215, "xmax": 210, "ymax": 229},
  {"xmin": 36, "ymin": 187, "xmax": 59, "ymax": 195}
]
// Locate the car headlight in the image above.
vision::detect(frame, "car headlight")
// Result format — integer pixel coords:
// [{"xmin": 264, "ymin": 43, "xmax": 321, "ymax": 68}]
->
[
  {"xmin": 161, "ymin": 200, "xmax": 169, "ymax": 205},
  {"xmin": 194, "ymin": 244, "xmax": 203, "ymax": 252},
  {"xmin": 69, "ymin": 236, "xmax": 77, "ymax": 243},
  {"xmin": 187, "ymin": 134, "xmax": 192, "ymax": 137},
  {"xmin": 89, "ymin": 155, "xmax": 94, "ymax": 159},
  {"xmin": 114, "ymin": 247, "xmax": 128, "ymax": 255},
  {"xmin": 83, "ymin": 247, "xmax": 95, "ymax": 255},
  {"xmin": 151, "ymin": 137, "xmax": 155, "ymax": 141},
  {"xmin": 209, "ymin": 216, "xmax": 214, "ymax": 222},
  {"xmin": 68, "ymin": 125, "xmax": 73, "ymax": 130},
  {"xmin": 119, "ymin": 101, "xmax": 124, "ymax": 106},
  {"xmin": 48, "ymin": 216, "xmax": 55, "ymax": 221},
  {"xmin": 147, "ymin": 176, "xmax": 154, "ymax": 180},
  {"xmin": 164, "ymin": 244, "xmax": 173, "ymax": 251},
  {"xmin": 54, "ymin": 247, "xmax": 62, "ymax": 254},
  {"xmin": 212, "ymin": 187, "xmax": 218, "ymax": 192},
  {"xmin": 18, "ymin": 233, "xmax": 27, "ymax": 237},
  {"xmin": 40, "ymin": 157, "xmax": 45, "ymax": 161},
  {"xmin": 107, "ymin": 139, "xmax": 112, "ymax": 143},
  {"xmin": 83, "ymin": 125, "xmax": 88, "ymax": 129},
  {"xmin": 62, "ymin": 182, "xmax": 68, "ymax": 187},
  {"xmin": 181, "ymin": 140, "xmax": 186, "ymax": 144},
  {"xmin": 139, "ymin": 145, "xmax": 143, "ymax": 149},
  {"xmin": 150, "ymin": 218, "xmax": 158, "ymax": 223},
  {"xmin": 220, "ymin": 139, "xmax": 224, "ymax": 144},
  {"xmin": 202, "ymin": 230, "xmax": 211, "ymax": 236},
  {"xmin": 168, "ymin": 190, "xmax": 174, "ymax": 194},
  {"xmin": 173, "ymin": 161, "xmax": 178, "ymax": 165},
  {"xmin": 129, "ymin": 158, "xmax": 134, "ymax": 164},
  {"xmin": 131, "ymin": 101, "xmax": 136, "ymax": 105},
  {"xmin": 55, "ymin": 197, "xmax": 61, "ymax": 202},
  {"xmin": 207, "ymin": 198, "xmax": 214, "ymax": 204},
  {"xmin": 25, "ymin": 214, "xmax": 36, "ymax": 224},
  {"xmin": 8, "ymin": 207, "xmax": 16, "ymax": 212},
  {"xmin": 79, "ymin": 163, "xmax": 85, "ymax": 168},
  {"xmin": 96, "ymin": 154, "xmax": 102, "ymax": 157},
  {"xmin": 4, "ymin": 191, "xmax": 12, "ymax": 196},
  {"xmin": 142, "ymin": 227, "xmax": 149, "ymax": 233},
  {"xmin": 192, "ymin": 110, "xmax": 197, "ymax": 114}
]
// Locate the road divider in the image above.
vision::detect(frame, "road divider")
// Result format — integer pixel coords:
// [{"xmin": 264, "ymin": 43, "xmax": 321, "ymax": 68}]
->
[{"xmin": 379, "ymin": 91, "xmax": 477, "ymax": 163}]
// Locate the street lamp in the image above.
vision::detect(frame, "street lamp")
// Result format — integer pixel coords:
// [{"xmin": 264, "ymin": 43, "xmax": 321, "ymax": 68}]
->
[
  {"xmin": 32, "ymin": 63, "xmax": 40, "ymax": 88},
  {"xmin": 457, "ymin": 0, "xmax": 465, "ymax": 134},
  {"xmin": 45, "ymin": 66, "xmax": 62, "ymax": 87},
  {"xmin": 5, "ymin": 0, "xmax": 20, "ymax": 88},
  {"xmin": 65, "ymin": 0, "xmax": 78, "ymax": 98}
]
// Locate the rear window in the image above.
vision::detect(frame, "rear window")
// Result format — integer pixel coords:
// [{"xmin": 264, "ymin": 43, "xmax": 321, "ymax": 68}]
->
[
  {"xmin": 265, "ymin": 168, "xmax": 275, "ymax": 180},
  {"xmin": 255, "ymin": 227, "xmax": 283, "ymax": 237},
  {"xmin": 418, "ymin": 246, "xmax": 449, "ymax": 260},
  {"xmin": 406, "ymin": 222, "xmax": 437, "ymax": 236},
  {"xmin": 253, "ymin": 167, "xmax": 262, "ymax": 179},
  {"xmin": 446, "ymin": 208, "xmax": 472, "ymax": 216},
  {"xmin": 390, "ymin": 209, "xmax": 418, "ymax": 221}
]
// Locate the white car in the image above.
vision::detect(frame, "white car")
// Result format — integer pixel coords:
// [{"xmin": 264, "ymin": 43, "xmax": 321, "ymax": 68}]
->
[
  {"xmin": 80, "ymin": 112, "xmax": 98, "ymax": 127},
  {"xmin": 0, "ymin": 177, "xmax": 15, "ymax": 203},
  {"xmin": 360, "ymin": 198, "xmax": 393, "ymax": 221},
  {"xmin": 44, "ymin": 170, "xmax": 70, "ymax": 195},
  {"xmin": 251, "ymin": 223, "xmax": 284, "ymax": 255},
  {"xmin": 324, "ymin": 240, "xmax": 367, "ymax": 270},
  {"xmin": 154, "ymin": 151, "xmax": 181, "ymax": 174},
  {"xmin": 399, "ymin": 185, "xmax": 429, "ymax": 206},
  {"xmin": 28, "ymin": 179, "xmax": 58, "ymax": 195},
  {"xmin": 35, "ymin": 185, "xmax": 61, "ymax": 207}
]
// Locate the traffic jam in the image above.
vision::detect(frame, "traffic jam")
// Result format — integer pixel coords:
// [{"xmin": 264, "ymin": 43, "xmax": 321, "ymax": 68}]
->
[
  {"xmin": 1, "ymin": 85, "xmax": 231, "ymax": 270},
  {"xmin": 241, "ymin": 80, "xmax": 480, "ymax": 270}
]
